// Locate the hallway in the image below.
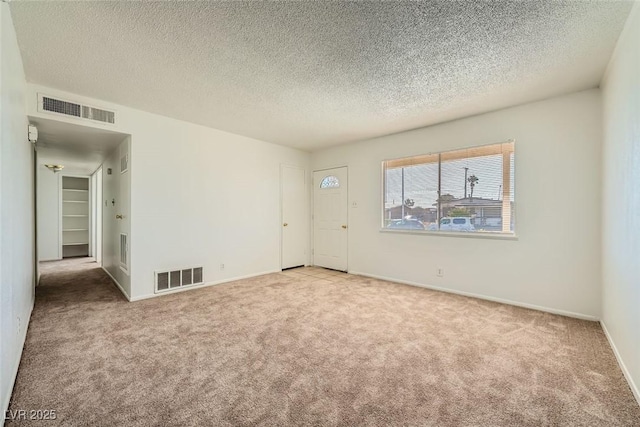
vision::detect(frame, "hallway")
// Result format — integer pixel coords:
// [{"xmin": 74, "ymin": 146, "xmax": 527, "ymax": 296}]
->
[
  {"xmin": 7, "ymin": 258, "xmax": 127, "ymax": 425},
  {"xmin": 37, "ymin": 258, "xmax": 126, "ymax": 304}
]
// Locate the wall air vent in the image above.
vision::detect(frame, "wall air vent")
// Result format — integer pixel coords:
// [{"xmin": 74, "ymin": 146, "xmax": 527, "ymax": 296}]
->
[
  {"xmin": 155, "ymin": 267, "xmax": 204, "ymax": 294},
  {"xmin": 119, "ymin": 233, "xmax": 128, "ymax": 272},
  {"xmin": 120, "ymin": 154, "xmax": 128, "ymax": 173},
  {"xmin": 38, "ymin": 94, "xmax": 116, "ymax": 124}
]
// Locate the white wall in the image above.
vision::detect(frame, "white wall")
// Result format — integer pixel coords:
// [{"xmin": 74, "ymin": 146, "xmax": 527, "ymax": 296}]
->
[
  {"xmin": 36, "ymin": 164, "xmax": 60, "ymax": 261},
  {"xmin": 312, "ymin": 89, "xmax": 602, "ymax": 319},
  {"xmin": 102, "ymin": 138, "xmax": 130, "ymax": 296},
  {"xmin": 0, "ymin": 2, "xmax": 35, "ymax": 415},
  {"xmin": 601, "ymin": 3, "xmax": 640, "ymax": 403},
  {"xmin": 130, "ymin": 114, "xmax": 310, "ymax": 300},
  {"xmin": 25, "ymin": 84, "xmax": 311, "ymax": 301}
]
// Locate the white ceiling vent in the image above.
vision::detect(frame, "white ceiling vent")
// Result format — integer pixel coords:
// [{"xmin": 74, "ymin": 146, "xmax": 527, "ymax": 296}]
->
[{"xmin": 38, "ymin": 94, "xmax": 115, "ymax": 124}]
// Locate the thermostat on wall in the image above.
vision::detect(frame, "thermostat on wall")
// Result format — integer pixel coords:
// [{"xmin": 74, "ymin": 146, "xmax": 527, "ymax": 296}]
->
[{"xmin": 28, "ymin": 124, "xmax": 38, "ymax": 143}]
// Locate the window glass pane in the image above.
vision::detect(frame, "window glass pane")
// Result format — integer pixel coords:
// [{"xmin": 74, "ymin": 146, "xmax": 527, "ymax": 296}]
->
[
  {"xmin": 382, "ymin": 141, "xmax": 515, "ymax": 234},
  {"xmin": 440, "ymin": 152, "xmax": 503, "ymax": 232},
  {"xmin": 320, "ymin": 175, "xmax": 340, "ymax": 188},
  {"xmin": 384, "ymin": 161, "xmax": 438, "ymax": 230}
]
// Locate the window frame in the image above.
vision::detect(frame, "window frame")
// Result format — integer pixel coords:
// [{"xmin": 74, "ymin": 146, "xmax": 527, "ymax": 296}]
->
[
  {"xmin": 319, "ymin": 175, "xmax": 340, "ymax": 189},
  {"xmin": 380, "ymin": 140, "xmax": 516, "ymax": 239}
]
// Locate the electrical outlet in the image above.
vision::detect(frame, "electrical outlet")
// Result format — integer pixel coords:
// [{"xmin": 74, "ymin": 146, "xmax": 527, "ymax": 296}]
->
[
  {"xmin": 437, "ymin": 268, "xmax": 444, "ymax": 277},
  {"xmin": 220, "ymin": 264, "xmax": 225, "ymax": 270},
  {"xmin": 351, "ymin": 201, "xmax": 358, "ymax": 208}
]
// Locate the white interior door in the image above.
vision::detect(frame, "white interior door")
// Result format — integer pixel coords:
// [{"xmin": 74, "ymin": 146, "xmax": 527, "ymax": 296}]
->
[
  {"xmin": 281, "ymin": 165, "xmax": 307, "ymax": 269},
  {"xmin": 313, "ymin": 167, "xmax": 348, "ymax": 271}
]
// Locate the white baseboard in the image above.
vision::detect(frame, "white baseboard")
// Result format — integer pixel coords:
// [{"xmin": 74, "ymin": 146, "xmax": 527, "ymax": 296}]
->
[
  {"xmin": 2, "ymin": 298, "xmax": 35, "ymax": 418},
  {"xmin": 349, "ymin": 271, "xmax": 599, "ymax": 322},
  {"xmin": 101, "ymin": 267, "xmax": 131, "ymax": 301},
  {"xmin": 600, "ymin": 320, "xmax": 640, "ymax": 405},
  {"xmin": 130, "ymin": 269, "xmax": 282, "ymax": 302}
]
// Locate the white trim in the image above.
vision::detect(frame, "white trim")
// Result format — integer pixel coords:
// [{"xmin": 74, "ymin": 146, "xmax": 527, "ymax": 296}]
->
[
  {"xmin": 102, "ymin": 266, "xmax": 130, "ymax": 301},
  {"xmin": 379, "ymin": 228, "xmax": 518, "ymax": 240},
  {"xmin": 600, "ymin": 320, "xmax": 640, "ymax": 405},
  {"xmin": 601, "ymin": 1, "xmax": 640, "ymax": 86},
  {"xmin": 2, "ymin": 299, "xmax": 34, "ymax": 417},
  {"xmin": 130, "ymin": 269, "xmax": 281, "ymax": 302},
  {"xmin": 280, "ymin": 165, "xmax": 284, "ymax": 270},
  {"xmin": 349, "ymin": 271, "xmax": 599, "ymax": 321},
  {"xmin": 89, "ymin": 173, "xmax": 95, "ymax": 257},
  {"xmin": 58, "ymin": 173, "xmax": 62, "ymax": 259},
  {"xmin": 60, "ymin": 174, "xmax": 91, "ymax": 258}
]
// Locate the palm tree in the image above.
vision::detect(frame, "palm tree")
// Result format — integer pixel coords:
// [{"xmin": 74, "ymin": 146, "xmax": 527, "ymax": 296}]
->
[{"xmin": 467, "ymin": 175, "xmax": 479, "ymax": 199}]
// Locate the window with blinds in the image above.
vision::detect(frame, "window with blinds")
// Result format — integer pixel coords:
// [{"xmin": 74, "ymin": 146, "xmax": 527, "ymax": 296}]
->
[{"xmin": 382, "ymin": 141, "xmax": 515, "ymax": 234}]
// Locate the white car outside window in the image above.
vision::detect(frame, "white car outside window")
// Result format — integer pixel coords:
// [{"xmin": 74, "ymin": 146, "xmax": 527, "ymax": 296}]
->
[{"xmin": 429, "ymin": 217, "xmax": 475, "ymax": 232}]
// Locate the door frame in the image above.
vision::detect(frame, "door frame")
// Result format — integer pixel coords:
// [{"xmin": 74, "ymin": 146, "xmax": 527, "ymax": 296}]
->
[
  {"xmin": 58, "ymin": 173, "xmax": 91, "ymax": 260},
  {"xmin": 91, "ymin": 166, "xmax": 103, "ymax": 266},
  {"xmin": 280, "ymin": 164, "xmax": 308, "ymax": 270},
  {"xmin": 312, "ymin": 165, "xmax": 349, "ymax": 272}
]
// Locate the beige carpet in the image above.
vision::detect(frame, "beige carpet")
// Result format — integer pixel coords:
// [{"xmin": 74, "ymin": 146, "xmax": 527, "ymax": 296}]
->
[{"xmin": 7, "ymin": 258, "xmax": 640, "ymax": 426}]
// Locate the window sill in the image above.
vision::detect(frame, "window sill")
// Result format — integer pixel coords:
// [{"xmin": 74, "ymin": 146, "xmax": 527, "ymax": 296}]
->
[{"xmin": 379, "ymin": 228, "xmax": 518, "ymax": 241}]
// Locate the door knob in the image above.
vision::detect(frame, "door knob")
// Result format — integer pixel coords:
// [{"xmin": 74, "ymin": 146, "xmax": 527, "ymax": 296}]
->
[
  {"xmin": 341, "ymin": 225, "xmax": 347, "ymax": 229},
  {"xmin": 283, "ymin": 223, "xmax": 288, "ymax": 227},
  {"xmin": 116, "ymin": 214, "xmax": 123, "ymax": 219}
]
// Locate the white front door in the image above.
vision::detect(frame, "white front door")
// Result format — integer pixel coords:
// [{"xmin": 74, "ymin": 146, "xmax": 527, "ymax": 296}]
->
[
  {"xmin": 281, "ymin": 165, "xmax": 307, "ymax": 269},
  {"xmin": 313, "ymin": 167, "xmax": 348, "ymax": 271}
]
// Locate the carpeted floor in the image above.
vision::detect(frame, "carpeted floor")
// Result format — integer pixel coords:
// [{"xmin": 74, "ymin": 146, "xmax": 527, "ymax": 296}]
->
[{"xmin": 7, "ymin": 258, "xmax": 640, "ymax": 426}]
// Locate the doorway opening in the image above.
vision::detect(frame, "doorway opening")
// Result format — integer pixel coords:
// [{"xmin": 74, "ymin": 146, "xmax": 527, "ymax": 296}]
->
[{"xmin": 32, "ymin": 116, "xmax": 131, "ymax": 296}]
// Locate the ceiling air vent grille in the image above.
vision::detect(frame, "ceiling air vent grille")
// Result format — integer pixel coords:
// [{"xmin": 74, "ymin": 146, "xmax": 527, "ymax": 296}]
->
[
  {"xmin": 82, "ymin": 105, "xmax": 115, "ymax": 124},
  {"xmin": 38, "ymin": 94, "xmax": 116, "ymax": 125},
  {"xmin": 155, "ymin": 267, "xmax": 204, "ymax": 294},
  {"xmin": 42, "ymin": 96, "xmax": 81, "ymax": 117}
]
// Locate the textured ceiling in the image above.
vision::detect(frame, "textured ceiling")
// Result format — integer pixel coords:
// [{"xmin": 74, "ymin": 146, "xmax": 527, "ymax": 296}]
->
[{"xmin": 10, "ymin": 1, "xmax": 633, "ymax": 150}]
